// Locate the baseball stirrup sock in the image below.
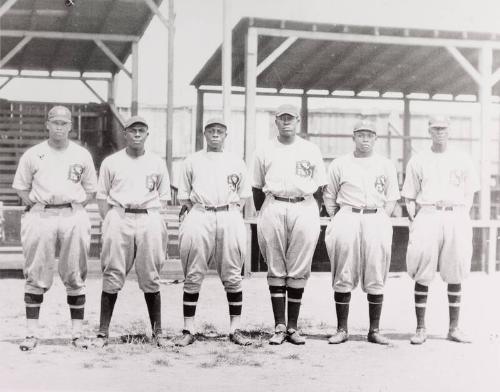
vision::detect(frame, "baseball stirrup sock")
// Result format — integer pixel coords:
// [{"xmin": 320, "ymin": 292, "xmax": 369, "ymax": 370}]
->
[
  {"xmin": 67, "ymin": 294, "xmax": 85, "ymax": 320},
  {"xmin": 448, "ymin": 283, "xmax": 461, "ymax": 329},
  {"xmin": 226, "ymin": 291, "xmax": 243, "ymax": 316},
  {"xmin": 145, "ymin": 292, "xmax": 162, "ymax": 335},
  {"xmin": 334, "ymin": 291, "xmax": 351, "ymax": 331},
  {"xmin": 24, "ymin": 293, "xmax": 43, "ymax": 320},
  {"xmin": 269, "ymin": 286, "xmax": 286, "ymax": 326},
  {"xmin": 98, "ymin": 291, "xmax": 118, "ymax": 337},
  {"xmin": 287, "ymin": 287, "xmax": 304, "ymax": 330},
  {"xmin": 414, "ymin": 282, "xmax": 428, "ymax": 329},
  {"xmin": 183, "ymin": 291, "xmax": 199, "ymax": 318},
  {"xmin": 368, "ymin": 294, "xmax": 384, "ymax": 331}
]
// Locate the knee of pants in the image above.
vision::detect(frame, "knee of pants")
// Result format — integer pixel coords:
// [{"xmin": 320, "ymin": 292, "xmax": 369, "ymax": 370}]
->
[
  {"xmin": 62, "ymin": 274, "xmax": 86, "ymax": 296},
  {"xmin": 24, "ymin": 283, "xmax": 49, "ymax": 296},
  {"xmin": 138, "ymin": 277, "xmax": 160, "ymax": 293},
  {"xmin": 222, "ymin": 276, "xmax": 242, "ymax": 293},
  {"xmin": 102, "ymin": 272, "xmax": 126, "ymax": 294},
  {"xmin": 183, "ymin": 277, "xmax": 203, "ymax": 294},
  {"xmin": 286, "ymin": 277, "xmax": 308, "ymax": 289}
]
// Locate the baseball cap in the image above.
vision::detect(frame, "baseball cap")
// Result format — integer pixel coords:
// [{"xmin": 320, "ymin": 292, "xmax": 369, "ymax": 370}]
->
[
  {"xmin": 353, "ymin": 119, "xmax": 376, "ymax": 134},
  {"xmin": 204, "ymin": 117, "xmax": 227, "ymax": 129},
  {"xmin": 428, "ymin": 115, "xmax": 450, "ymax": 128},
  {"xmin": 47, "ymin": 106, "xmax": 72, "ymax": 122},
  {"xmin": 275, "ymin": 104, "xmax": 300, "ymax": 118},
  {"xmin": 124, "ymin": 115, "xmax": 148, "ymax": 129}
]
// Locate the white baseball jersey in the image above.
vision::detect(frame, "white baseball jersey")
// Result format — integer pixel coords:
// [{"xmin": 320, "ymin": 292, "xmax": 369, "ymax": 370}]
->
[
  {"xmin": 253, "ymin": 136, "xmax": 327, "ymax": 196},
  {"xmin": 323, "ymin": 153, "xmax": 400, "ymax": 215},
  {"xmin": 13, "ymin": 140, "xmax": 97, "ymax": 204},
  {"xmin": 401, "ymin": 149, "xmax": 479, "ymax": 206},
  {"xmin": 177, "ymin": 150, "xmax": 251, "ymax": 205},
  {"xmin": 96, "ymin": 149, "xmax": 171, "ymax": 208}
]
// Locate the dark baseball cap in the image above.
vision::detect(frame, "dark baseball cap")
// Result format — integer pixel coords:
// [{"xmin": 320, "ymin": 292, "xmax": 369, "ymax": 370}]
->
[{"xmin": 124, "ymin": 115, "xmax": 148, "ymax": 129}]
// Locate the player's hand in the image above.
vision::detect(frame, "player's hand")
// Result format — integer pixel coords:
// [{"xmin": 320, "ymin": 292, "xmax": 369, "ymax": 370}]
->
[{"xmin": 179, "ymin": 204, "xmax": 190, "ymax": 222}]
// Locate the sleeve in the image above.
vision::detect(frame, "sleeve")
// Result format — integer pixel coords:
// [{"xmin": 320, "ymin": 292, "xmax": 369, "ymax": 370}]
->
[
  {"xmin": 323, "ymin": 160, "xmax": 341, "ymax": 216},
  {"xmin": 157, "ymin": 159, "xmax": 171, "ymax": 202},
  {"xmin": 401, "ymin": 157, "xmax": 420, "ymax": 199},
  {"xmin": 96, "ymin": 159, "xmax": 111, "ymax": 200},
  {"xmin": 176, "ymin": 156, "xmax": 192, "ymax": 201},
  {"xmin": 81, "ymin": 150, "xmax": 98, "ymax": 193},
  {"xmin": 385, "ymin": 159, "xmax": 401, "ymax": 201},
  {"xmin": 252, "ymin": 149, "xmax": 265, "ymax": 189},
  {"xmin": 237, "ymin": 159, "xmax": 252, "ymax": 199},
  {"xmin": 312, "ymin": 145, "xmax": 327, "ymax": 187},
  {"xmin": 12, "ymin": 152, "xmax": 33, "ymax": 191}
]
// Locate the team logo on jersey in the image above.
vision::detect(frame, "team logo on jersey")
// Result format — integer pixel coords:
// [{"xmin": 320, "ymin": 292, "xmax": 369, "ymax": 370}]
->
[
  {"xmin": 374, "ymin": 175, "xmax": 387, "ymax": 193},
  {"xmin": 449, "ymin": 169, "xmax": 465, "ymax": 187},
  {"xmin": 146, "ymin": 174, "xmax": 160, "ymax": 192},
  {"xmin": 38, "ymin": 154, "xmax": 45, "ymax": 160},
  {"xmin": 296, "ymin": 160, "xmax": 314, "ymax": 178},
  {"xmin": 67, "ymin": 164, "xmax": 84, "ymax": 183},
  {"xmin": 227, "ymin": 173, "xmax": 241, "ymax": 192}
]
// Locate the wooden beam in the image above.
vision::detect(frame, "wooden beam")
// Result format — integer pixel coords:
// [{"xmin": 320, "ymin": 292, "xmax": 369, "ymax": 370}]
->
[
  {"xmin": 300, "ymin": 94, "xmax": 308, "ymax": 135},
  {"xmin": 81, "ymin": 80, "xmax": 105, "ymax": 104},
  {"xmin": 0, "ymin": 77, "xmax": 13, "ymax": 91},
  {"xmin": 490, "ymin": 65, "xmax": 500, "ymax": 88},
  {"xmin": 107, "ymin": 74, "xmax": 116, "ymax": 105},
  {"xmin": 1, "ymin": 30, "xmax": 139, "ymax": 42},
  {"xmin": 108, "ymin": 103, "xmax": 125, "ymax": 129},
  {"xmin": 0, "ymin": 0, "xmax": 18, "ymax": 19},
  {"xmin": 256, "ymin": 37, "xmax": 297, "ymax": 76},
  {"xmin": 0, "ymin": 36, "xmax": 31, "ymax": 68},
  {"xmin": 479, "ymin": 46, "xmax": 492, "ymax": 221},
  {"xmin": 195, "ymin": 89, "xmax": 204, "ymax": 151},
  {"xmin": 166, "ymin": 0, "xmax": 175, "ymax": 177},
  {"xmin": 244, "ymin": 27, "xmax": 257, "ymax": 164},
  {"xmin": 0, "ymin": 73, "xmax": 111, "ymax": 82},
  {"xmin": 222, "ymin": 0, "xmax": 231, "ymax": 126},
  {"xmin": 131, "ymin": 42, "xmax": 139, "ymax": 116},
  {"xmin": 446, "ymin": 46, "xmax": 481, "ymax": 85},
  {"xmin": 402, "ymin": 98, "xmax": 411, "ymax": 169},
  {"xmin": 94, "ymin": 39, "xmax": 132, "ymax": 78},
  {"xmin": 143, "ymin": 0, "xmax": 170, "ymax": 31}
]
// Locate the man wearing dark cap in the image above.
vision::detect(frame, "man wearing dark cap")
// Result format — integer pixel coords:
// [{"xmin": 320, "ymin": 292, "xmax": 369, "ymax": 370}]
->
[
  {"xmin": 402, "ymin": 115, "xmax": 479, "ymax": 345},
  {"xmin": 94, "ymin": 115, "xmax": 171, "ymax": 348},
  {"xmin": 174, "ymin": 117, "xmax": 251, "ymax": 347},
  {"xmin": 253, "ymin": 104, "xmax": 327, "ymax": 345},
  {"xmin": 323, "ymin": 120, "xmax": 400, "ymax": 345},
  {"xmin": 13, "ymin": 105, "xmax": 98, "ymax": 351}
]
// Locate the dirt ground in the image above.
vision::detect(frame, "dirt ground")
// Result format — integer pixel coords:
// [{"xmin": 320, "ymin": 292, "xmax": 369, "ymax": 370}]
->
[{"xmin": 0, "ymin": 271, "xmax": 499, "ymax": 392}]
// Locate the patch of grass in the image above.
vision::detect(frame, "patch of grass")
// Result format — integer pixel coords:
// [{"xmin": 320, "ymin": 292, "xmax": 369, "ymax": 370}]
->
[
  {"xmin": 153, "ymin": 358, "xmax": 171, "ymax": 367},
  {"xmin": 284, "ymin": 353, "xmax": 301, "ymax": 360},
  {"xmin": 198, "ymin": 351, "xmax": 262, "ymax": 368},
  {"xmin": 82, "ymin": 362, "xmax": 94, "ymax": 369}
]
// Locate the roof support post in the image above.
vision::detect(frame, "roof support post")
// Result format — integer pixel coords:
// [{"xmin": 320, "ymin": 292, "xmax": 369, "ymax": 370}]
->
[
  {"xmin": 195, "ymin": 88, "xmax": 204, "ymax": 151},
  {"xmin": 478, "ymin": 46, "xmax": 492, "ymax": 222},
  {"xmin": 143, "ymin": 0, "xmax": 170, "ymax": 30},
  {"xmin": 402, "ymin": 98, "xmax": 411, "ymax": 170},
  {"xmin": 94, "ymin": 39, "xmax": 132, "ymax": 78},
  {"xmin": 301, "ymin": 93, "xmax": 308, "ymax": 136},
  {"xmin": 107, "ymin": 74, "xmax": 116, "ymax": 105},
  {"xmin": 166, "ymin": 0, "xmax": 175, "ymax": 177},
  {"xmin": 0, "ymin": 36, "xmax": 31, "ymax": 68},
  {"xmin": 81, "ymin": 80, "xmax": 105, "ymax": 103},
  {"xmin": 256, "ymin": 37, "xmax": 297, "ymax": 76},
  {"xmin": 244, "ymin": 27, "xmax": 257, "ymax": 164},
  {"xmin": 445, "ymin": 46, "xmax": 481, "ymax": 84},
  {"xmin": 0, "ymin": 76, "xmax": 13, "ymax": 92},
  {"xmin": 131, "ymin": 41, "xmax": 139, "ymax": 116},
  {"xmin": 222, "ymin": 0, "xmax": 232, "ymax": 128},
  {"xmin": 0, "ymin": 0, "xmax": 18, "ymax": 19}
]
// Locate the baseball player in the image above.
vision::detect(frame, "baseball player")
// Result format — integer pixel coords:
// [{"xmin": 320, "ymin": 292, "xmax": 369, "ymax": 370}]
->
[
  {"xmin": 402, "ymin": 115, "xmax": 479, "ymax": 344},
  {"xmin": 253, "ymin": 104, "xmax": 326, "ymax": 345},
  {"xmin": 93, "ymin": 116, "xmax": 171, "ymax": 348},
  {"xmin": 324, "ymin": 120, "xmax": 400, "ymax": 345},
  {"xmin": 12, "ymin": 105, "xmax": 98, "ymax": 351},
  {"xmin": 174, "ymin": 118, "xmax": 251, "ymax": 347}
]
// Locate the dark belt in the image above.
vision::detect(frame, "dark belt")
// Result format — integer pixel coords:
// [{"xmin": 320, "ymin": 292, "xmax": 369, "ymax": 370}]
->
[
  {"xmin": 44, "ymin": 203, "xmax": 72, "ymax": 209},
  {"xmin": 274, "ymin": 195, "xmax": 305, "ymax": 203},
  {"xmin": 352, "ymin": 207, "xmax": 378, "ymax": 214},
  {"xmin": 125, "ymin": 208, "xmax": 148, "ymax": 214},
  {"xmin": 436, "ymin": 205, "xmax": 454, "ymax": 211},
  {"xmin": 204, "ymin": 205, "xmax": 229, "ymax": 212}
]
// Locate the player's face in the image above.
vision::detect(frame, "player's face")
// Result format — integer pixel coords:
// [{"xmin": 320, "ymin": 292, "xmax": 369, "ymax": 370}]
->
[
  {"xmin": 46, "ymin": 119, "xmax": 72, "ymax": 142},
  {"xmin": 124, "ymin": 124, "xmax": 148, "ymax": 149},
  {"xmin": 429, "ymin": 126, "xmax": 449, "ymax": 145},
  {"xmin": 353, "ymin": 130, "xmax": 376, "ymax": 155},
  {"xmin": 275, "ymin": 114, "xmax": 299, "ymax": 138},
  {"xmin": 204, "ymin": 124, "xmax": 227, "ymax": 151}
]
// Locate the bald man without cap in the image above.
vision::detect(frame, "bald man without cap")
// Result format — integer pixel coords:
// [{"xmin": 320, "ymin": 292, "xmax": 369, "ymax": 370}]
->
[{"xmin": 13, "ymin": 105, "xmax": 98, "ymax": 351}]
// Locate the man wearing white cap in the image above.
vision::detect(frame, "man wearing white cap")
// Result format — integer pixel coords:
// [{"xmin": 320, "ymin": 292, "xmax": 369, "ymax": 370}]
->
[
  {"xmin": 13, "ymin": 105, "xmax": 98, "ymax": 351},
  {"xmin": 94, "ymin": 115, "xmax": 171, "ymax": 348},
  {"xmin": 174, "ymin": 118, "xmax": 251, "ymax": 347},
  {"xmin": 323, "ymin": 120, "xmax": 400, "ymax": 345},
  {"xmin": 402, "ymin": 115, "xmax": 479, "ymax": 345},
  {"xmin": 253, "ymin": 104, "xmax": 327, "ymax": 345}
]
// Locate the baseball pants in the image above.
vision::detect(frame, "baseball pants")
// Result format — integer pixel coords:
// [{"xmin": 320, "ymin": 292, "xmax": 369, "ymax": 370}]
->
[
  {"xmin": 257, "ymin": 196, "xmax": 320, "ymax": 289},
  {"xmin": 21, "ymin": 204, "xmax": 90, "ymax": 296},
  {"xmin": 179, "ymin": 205, "xmax": 246, "ymax": 293},
  {"xmin": 406, "ymin": 207, "xmax": 472, "ymax": 285},
  {"xmin": 325, "ymin": 207, "xmax": 393, "ymax": 295},
  {"xmin": 100, "ymin": 207, "xmax": 168, "ymax": 293}
]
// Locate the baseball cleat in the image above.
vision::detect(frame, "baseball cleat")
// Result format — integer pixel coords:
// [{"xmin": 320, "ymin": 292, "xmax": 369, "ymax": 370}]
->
[
  {"xmin": 367, "ymin": 329, "xmax": 390, "ymax": 345},
  {"xmin": 19, "ymin": 336, "xmax": 38, "ymax": 351},
  {"xmin": 174, "ymin": 330, "xmax": 195, "ymax": 347},
  {"xmin": 229, "ymin": 330, "xmax": 251, "ymax": 346},
  {"xmin": 269, "ymin": 324, "xmax": 286, "ymax": 345},
  {"xmin": 328, "ymin": 329, "xmax": 349, "ymax": 344},
  {"xmin": 72, "ymin": 336, "xmax": 90, "ymax": 349},
  {"xmin": 153, "ymin": 334, "xmax": 173, "ymax": 348},
  {"xmin": 447, "ymin": 328, "xmax": 471, "ymax": 343},
  {"xmin": 410, "ymin": 328, "xmax": 427, "ymax": 345},
  {"xmin": 286, "ymin": 328, "xmax": 306, "ymax": 345},
  {"xmin": 92, "ymin": 335, "xmax": 109, "ymax": 348}
]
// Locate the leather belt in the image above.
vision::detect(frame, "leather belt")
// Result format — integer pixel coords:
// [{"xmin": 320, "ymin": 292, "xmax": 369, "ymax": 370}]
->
[
  {"xmin": 204, "ymin": 205, "xmax": 229, "ymax": 212},
  {"xmin": 44, "ymin": 203, "xmax": 72, "ymax": 209},
  {"xmin": 435, "ymin": 205, "xmax": 454, "ymax": 211},
  {"xmin": 125, "ymin": 208, "xmax": 148, "ymax": 214},
  {"xmin": 274, "ymin": 195, "xmax": 305, "ymax": 203},
  {"xmin": 351, "ymin": 207, "xmax": 378, "ymax": 214}
]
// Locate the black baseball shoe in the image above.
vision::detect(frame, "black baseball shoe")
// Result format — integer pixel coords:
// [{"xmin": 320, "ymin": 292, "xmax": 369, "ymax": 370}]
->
[
  {"xmin": 174, "ymin": 329, "xmax": 195, "ymax": 347},
  {"xmin": 269, "ymin": 324, "xmax": 286, "ymax": 345},
  {"xmin": 286, "ymin": 328, "xmax": 306, "ymax": 345},
  {"xmin": 229, "ymin": 330, "xmax": 251, "ymax": 346}
]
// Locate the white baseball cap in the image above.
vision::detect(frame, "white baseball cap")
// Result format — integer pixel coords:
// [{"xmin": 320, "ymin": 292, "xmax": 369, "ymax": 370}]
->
[{"xmin": 47, "ymin": 106, "xmax": 72, "ymax": 122}]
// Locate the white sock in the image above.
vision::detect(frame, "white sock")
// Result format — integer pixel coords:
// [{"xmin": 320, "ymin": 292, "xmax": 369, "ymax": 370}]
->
[
  {"xmin": 26, "ymin": 319, "xmax": 38, "ymax": 338},
  {"xmin": 229, "ymin": 315, "xmax": 241, "ymax": 334},
  {"xmin": 183, "ymin": 317, "xmax": 195, "ymax": 333},
  {"xmin": 71, "ymin": 319, "xmax": 83, "ymax": 339}
]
